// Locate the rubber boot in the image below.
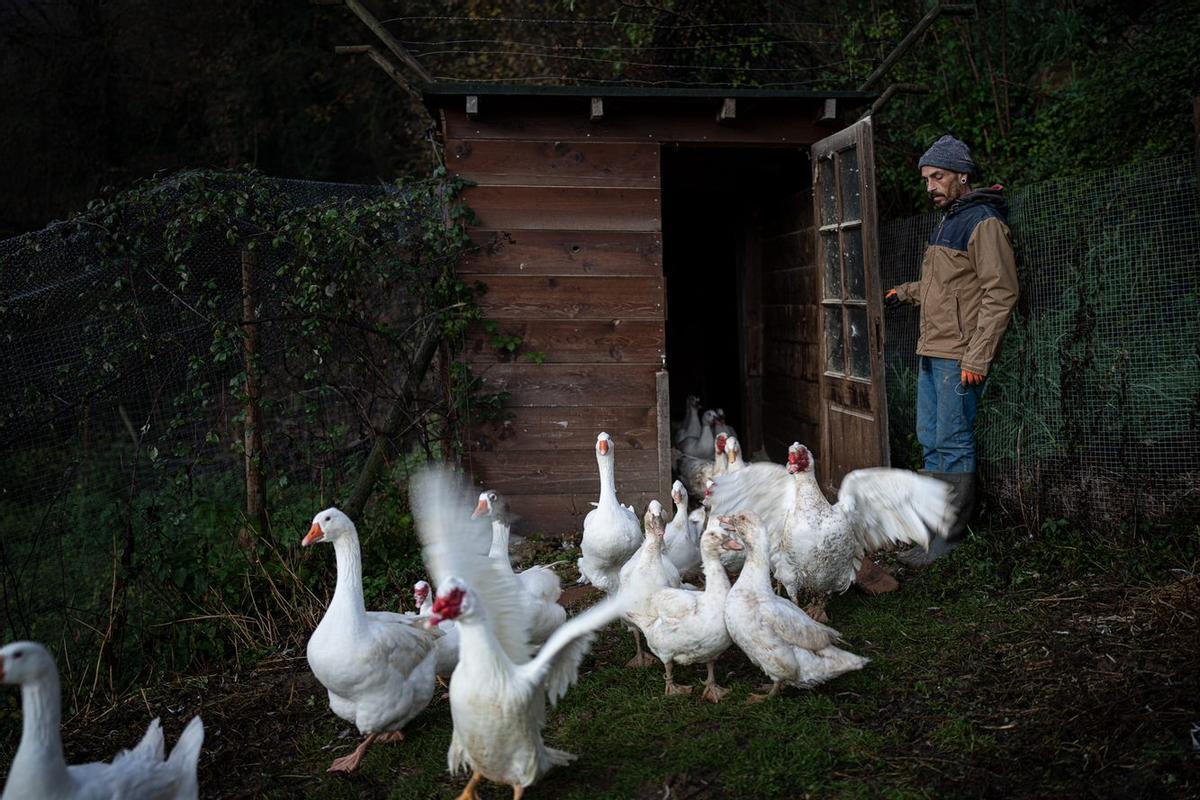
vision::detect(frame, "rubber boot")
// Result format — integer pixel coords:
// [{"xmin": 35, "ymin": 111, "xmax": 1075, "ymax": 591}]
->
[
  {"xmin": 898, "ymin": 471, "xmax": 976, "ymax": 566},
  {"xmin": 940, "ymin": 471, "xmax": 976, "ymax": 543},
  {"xmin": 854, "ymin": 557, "xmax": 900, "ymax": 594}
]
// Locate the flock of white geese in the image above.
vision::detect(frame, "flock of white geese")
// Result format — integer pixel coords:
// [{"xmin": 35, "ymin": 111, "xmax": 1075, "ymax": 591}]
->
[{"xmin": 1, "ymin": 400, "xmax": 954, "ymax": 799}]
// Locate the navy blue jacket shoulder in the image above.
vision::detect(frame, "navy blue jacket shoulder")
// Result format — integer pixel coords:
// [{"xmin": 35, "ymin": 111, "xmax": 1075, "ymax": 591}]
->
[{"xmin": 929, "ymin": 187, "xmax": 1010, "ymax": 252}]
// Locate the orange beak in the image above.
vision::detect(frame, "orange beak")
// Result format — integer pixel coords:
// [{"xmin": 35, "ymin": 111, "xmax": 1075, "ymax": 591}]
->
[
  {"xmin": 598, "ymin": 439, "xmax": 609, "ymax": 455},
  {"xmin": 471, "ymin": 499, "xmax": 489, "ymax": 519},
  {"xmin": 302, "ymin": 522, "xmax": 324, "ymax": 547}
]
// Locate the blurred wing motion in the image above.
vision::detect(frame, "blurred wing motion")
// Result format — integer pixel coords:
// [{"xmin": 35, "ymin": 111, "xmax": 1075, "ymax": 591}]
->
[
  {"xmin": 518, "ymin": 591, "xmax": 629, "ymax": 707},
  {"xmin": 837, "ymin": 468, "xmax": 954, "ymax": 553},
  {"xmin": 411, "ymin": 466, "xmax": 534, "ymax": 665},
  {"xmin": 709, "ymin": 462, "xmax": 796, "ymax": 534}
]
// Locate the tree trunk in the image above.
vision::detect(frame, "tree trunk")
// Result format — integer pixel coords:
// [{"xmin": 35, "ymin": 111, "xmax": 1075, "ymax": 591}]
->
[{"xmin": 343, "ymin": 321, "xmax": 443, "ymax": 520}]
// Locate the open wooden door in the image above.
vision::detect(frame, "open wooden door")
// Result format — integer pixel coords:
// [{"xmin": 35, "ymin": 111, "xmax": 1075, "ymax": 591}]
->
[{"xmin": 812, "ymin": 117, "xmax": 890, "ymax": 496}]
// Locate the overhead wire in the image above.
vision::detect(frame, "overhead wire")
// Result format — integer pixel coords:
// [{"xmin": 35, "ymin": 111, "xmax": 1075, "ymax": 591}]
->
[{"xmin": 413, "ymin": 50, "xmax": 852, "ymax": 72}]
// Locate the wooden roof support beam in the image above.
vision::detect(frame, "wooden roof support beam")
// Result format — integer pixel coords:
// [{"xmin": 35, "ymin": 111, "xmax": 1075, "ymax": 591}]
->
[
  {"xmin": 590, "ymin": 97, "xmax": 604, "ymax": 122},
  {"xmin": 334, "ymin": 45, "xmax": 421, "ymax": 101},
  {"xmin": 859, "ymin": 1, "xmax": 976, "ymax": 91},
  {"xmin": 717, "ymin": 97, "xmax": 736, "ymax": 124},
  {"xmin": 864, "ymin": 83, "xmax": 929, "ymax": 118},
  {"xmin": 339, "ymin": 0, "xmax": 433, "ymax": 85}
]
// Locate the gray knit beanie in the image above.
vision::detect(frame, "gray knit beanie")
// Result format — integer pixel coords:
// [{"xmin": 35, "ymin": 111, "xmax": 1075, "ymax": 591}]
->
[{"xmin": 918, "ymin": 134, "xmax": 977, "ymax": 176}]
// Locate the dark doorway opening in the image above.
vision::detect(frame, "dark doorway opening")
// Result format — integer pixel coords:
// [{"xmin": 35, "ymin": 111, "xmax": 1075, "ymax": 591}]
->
[{"xmin": 660, "ymin": 145, "xmax": 809, "ymax": 457}]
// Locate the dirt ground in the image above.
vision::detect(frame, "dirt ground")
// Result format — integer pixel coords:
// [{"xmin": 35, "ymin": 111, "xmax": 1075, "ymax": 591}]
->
[{"xmin": 6, "ymin": 528, "xmax": 1199, "ymax": 799}]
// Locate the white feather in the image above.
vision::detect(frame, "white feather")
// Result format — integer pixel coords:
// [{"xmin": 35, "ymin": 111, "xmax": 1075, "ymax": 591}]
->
[{"xmin": 412, "ymin": 468, "xmax": 533, "ymax": 665}]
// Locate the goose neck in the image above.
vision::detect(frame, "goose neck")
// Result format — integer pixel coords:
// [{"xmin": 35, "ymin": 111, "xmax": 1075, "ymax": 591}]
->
[
  {"xmin": 488, "ymin": 520, "xmax": 511, "ymax": 561},
  {"xmin": 793, "ymin": 471, "xmax": 827, "ymax": 508},
  {"xmin": 701, "ymin": 550, "xmax": 731, "ymax": 593},
  {"xmin": 455, "ymin": 616, "xmax": 515, "ymax": 678},
  {"xmin": 642, "ymin": 532, "xmax": 664, "ymax": 560},
  {"xmin": 738, "ymin": 532, "xmax": 774, "ymax": 590},
  {"xmin": 8, "ymin": 676, "xmax": 70, "ymax": 798},
  {"xmin": 330, "ymin": 530, "xmax": 367, "ymax": 621},
  {"xmin": 596, "ymin": 454, "xmax": 618, "ymax": 504}
]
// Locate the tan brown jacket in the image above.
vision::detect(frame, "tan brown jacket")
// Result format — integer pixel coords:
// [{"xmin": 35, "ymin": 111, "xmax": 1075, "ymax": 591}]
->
[{"xmin": 894, "ymin": 189, "xmax": 1018, "ymax": 376}]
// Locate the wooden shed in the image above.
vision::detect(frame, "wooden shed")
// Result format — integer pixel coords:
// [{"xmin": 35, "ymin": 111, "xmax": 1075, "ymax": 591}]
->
[{"xmin": 424, "ymin": 84, "xmax": 890, "ymax": 535}]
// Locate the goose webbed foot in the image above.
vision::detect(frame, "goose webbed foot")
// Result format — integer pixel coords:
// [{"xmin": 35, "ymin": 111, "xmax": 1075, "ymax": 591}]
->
[
  {"xmin": 456, "ymin": 771, "xmax": 484, "ymax": 800},
  {"xmin": 701, "ymin": 661, "xmax": 729, "ymax": 704},
  {"xmin": 327, "ymin": 732, "xmax": 379, "ymax": 774},
  {"xmin": 803, "ymin": 598, "xmax": 829, "ymax": 624},
  {"xmin": 747, "ymin": 682, "xmax": 781, "ymax": 704},
  {"xmin": 625, "ymin": 630, "xmax": 657, "ymax": 668}
]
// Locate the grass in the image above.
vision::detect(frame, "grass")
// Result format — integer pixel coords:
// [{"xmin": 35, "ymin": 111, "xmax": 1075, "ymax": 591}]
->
[{"xmin": 2, "ymin": 516, "xmax": 1197, "ymax": 799}]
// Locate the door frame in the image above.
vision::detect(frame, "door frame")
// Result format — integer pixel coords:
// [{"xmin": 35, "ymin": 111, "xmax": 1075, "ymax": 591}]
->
[{"xmin": 811, "ymin": 116, "xmax": 890, "ymax": 494}]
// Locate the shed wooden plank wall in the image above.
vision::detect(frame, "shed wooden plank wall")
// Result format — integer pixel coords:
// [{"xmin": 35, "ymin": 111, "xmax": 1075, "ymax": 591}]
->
[
  {"xmin": 448, "ymin": 123, "xmax": 666, "ymax": 535},
  {"xmin": 760, "ymin": 190, "xmax": 822, "ymax": 462}
]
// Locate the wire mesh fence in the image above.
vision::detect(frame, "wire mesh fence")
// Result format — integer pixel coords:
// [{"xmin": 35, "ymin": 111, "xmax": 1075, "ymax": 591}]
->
[
  {"xmin": 880, "ymin": 155, "xmax": 1200, "ymax": 528},
  {"xmin": 0, "ymin": 170, "xmax": 474, "ymax": 699}
]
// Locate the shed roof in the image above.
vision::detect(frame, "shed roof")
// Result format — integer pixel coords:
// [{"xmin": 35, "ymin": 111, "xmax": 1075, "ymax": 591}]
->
[
  {"xmin": 423, "ymin": 82, "xmax": 878, "ymax": 101},
  {"xmin": 422, "ymin": 82, "xmax": 877, "ymax": 118}
]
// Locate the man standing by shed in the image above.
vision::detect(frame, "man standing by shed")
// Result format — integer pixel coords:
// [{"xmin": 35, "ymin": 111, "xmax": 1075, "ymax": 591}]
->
[{"xmin": 885, "ymin": 134, "xmax": 1018, "ymax": 563}]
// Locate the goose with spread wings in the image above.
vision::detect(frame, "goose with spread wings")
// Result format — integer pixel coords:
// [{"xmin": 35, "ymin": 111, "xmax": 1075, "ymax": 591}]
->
[
  {"xmin": 711, "ymin": 443, "xmax": 953, "ymax": 621},
  {"xmin": 413, "ymin": 467, "xmax": 628, "ymax": 800}
]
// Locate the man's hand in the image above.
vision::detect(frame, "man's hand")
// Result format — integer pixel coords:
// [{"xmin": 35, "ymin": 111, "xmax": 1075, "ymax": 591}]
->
[
  {"xmin": 961, "ymin": 369, "xmax": 986, "ymax": 386},
  {"xmin": 884, "ymin": 288, "xmax": 901, "ymax": 308}
]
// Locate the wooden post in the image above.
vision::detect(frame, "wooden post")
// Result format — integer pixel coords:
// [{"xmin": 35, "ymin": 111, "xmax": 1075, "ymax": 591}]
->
[
  {"xmin": 865, "ymin": 84, "xmax": 929, "ymax": 118},
  {"xmin": 341, "ymin": 0, "xmax": 433, "ymax": 84},
  {"xmin": 1193, "ymin": 96, "xmax": 1199, "ymax": 182},
  {"xmin": 656, "ymin": 370, "xmax": 671, "ymax": 504},
  {"xmin": 859, "ymin": 1, "xmax": 976, "ymax": 92},
  {"xmin": 737, "ymin": 210, "xmax": 764, "ymax": 457},
  {"xmin": 241, "ymin": 246, "xmax": 268, "ymax": 544},
  {"xmin": 334, "ymin": 45, "xmax": 422, "ymax": 101}
]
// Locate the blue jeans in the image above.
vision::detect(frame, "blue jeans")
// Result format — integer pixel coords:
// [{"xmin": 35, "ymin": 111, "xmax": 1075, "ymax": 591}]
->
[{"xmin": 916, "ymin": 356, "xmax": 984, "ymax": 473}]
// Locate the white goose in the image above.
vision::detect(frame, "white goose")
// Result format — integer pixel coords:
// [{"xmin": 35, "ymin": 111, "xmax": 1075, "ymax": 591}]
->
[
  {"xmin": 714, "ymin": 444, "xmax": 952, "ymax": 621},
  {"xmin": 303, "ymin": 508, "xmax": 440, "ymax": 772},
  {"xmin": 663, "ymin": 480, "xmax": 703, "ymax": 580},
  {"xmin": 724, "ymin": 435, "xmax": 746, "ymax": 473},
  {"xmin": 619, "ymin": 501, "xmax": 682, "ymax": 667},
  {"xmin": 628, "ymin": 524, "xmax": 734, "ymax": 703},
  {"xmin": 713, "ymin": 409, "xmax": 738, "ymax": 440},
  {"xmin": 718, "ymin": 512, "xmax": 868, "ymax": 701},
  {"xmin": 672, "ymin": 394, "xmax": 701, "ymax": 446},
  {"xmin": 577, "ymin": 432, "xmax": 642, "ymax": 594},
  {"xmin": 0, "ymin": 641, "xmax": 203, "ymax": 800},
  {"xmin": 676, "ymin": 409, "xmax": 718, "ymax": 460},
  {"xmin": 675, "ymin": 432, "xmax": 728, "ymax": 499},
  {"xmin": 473, "ymin": 490, "xmax": 566, "ymax": 644},
  {"xmin": 414, "ymin": 580, "xmax": 459, "ymax": 678},
  {"xmin": 413, "ymin": 467, "xmax": 628, "ymax": 800},
  {"xmin": 703, "ymin": 478, "xmax": 744, "ymax": 575}
]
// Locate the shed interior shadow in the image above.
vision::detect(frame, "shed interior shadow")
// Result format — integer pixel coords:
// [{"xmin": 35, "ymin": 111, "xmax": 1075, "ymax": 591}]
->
[{"xmin": 661, "ymin": 145, "xmax": 811, "ymax": 460}]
